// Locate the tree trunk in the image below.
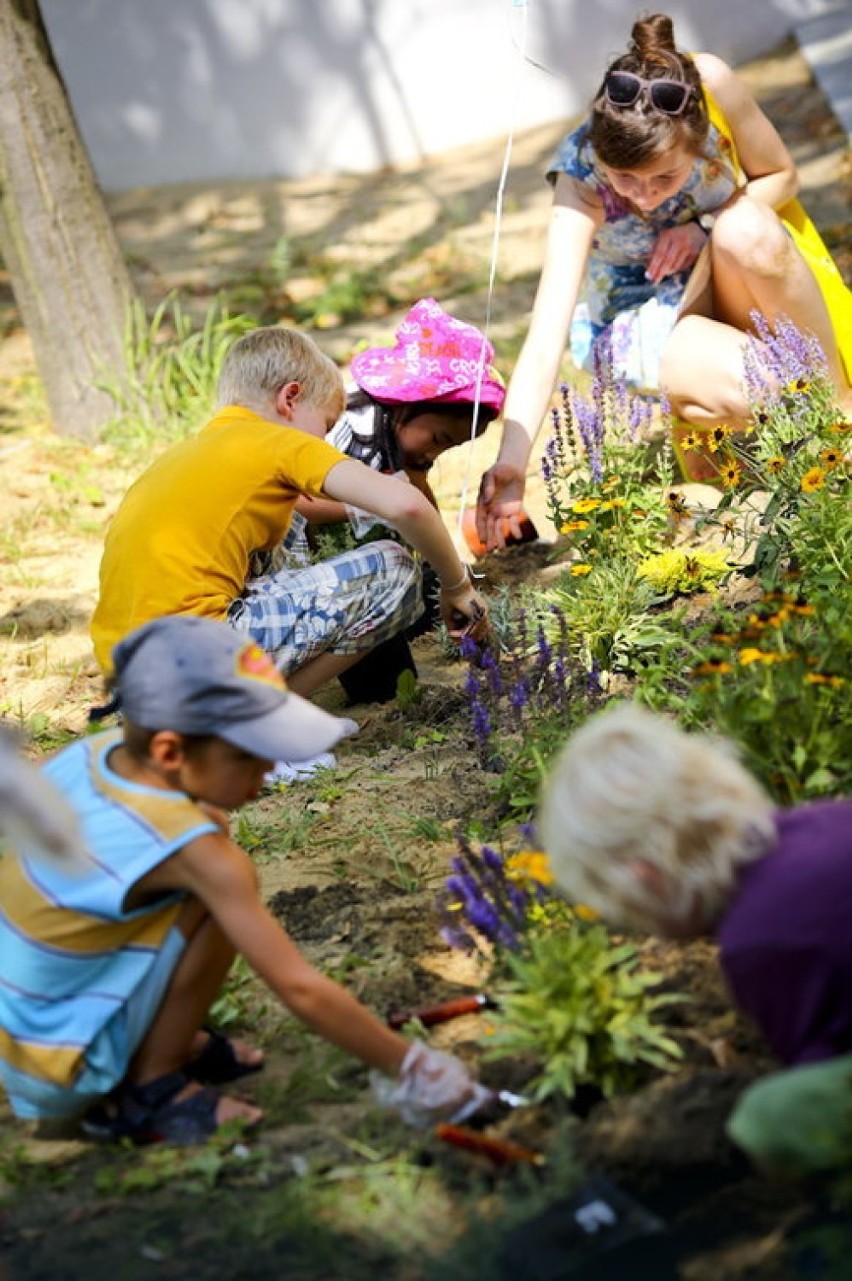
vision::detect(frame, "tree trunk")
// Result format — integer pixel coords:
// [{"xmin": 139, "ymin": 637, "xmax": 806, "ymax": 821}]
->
[{"xmin": 0, "ymin": 0, "xmax": 136, "ymax": 439}]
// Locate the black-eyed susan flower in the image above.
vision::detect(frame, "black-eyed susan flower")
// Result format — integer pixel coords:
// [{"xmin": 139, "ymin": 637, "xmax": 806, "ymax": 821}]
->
[
  {"xmin": 506, "ymin": 850, "xmax": 554, "ymax": 886},
  {"xmin": 692, "ymin": 659, "xmax": 733, "ymax": 676},
  {"xmin": 571, "ymin": 497, "xmax": 600, "ymax": 514},
  {"xmin": 600, "ymin": 497, "xmax": 627, "ymax": 511},
  {"xmin": 707, "ymin": 424, "xmax": 732, "ymax": 453},
  {"xmin": 829, "ymin": 421, "xmax": 852, "ymax": 435},
  {"xmin": 786, "ymin": 377, "xmax": 810, "ymax": 394},
  {"xmin": 766, "ymin": 456, "xmax": 786, "ymax": 475},
  {"xmin": 679, "ymin": 431, "xmax": 701, "ymax": 452},
  {"xmin": 570, "ymin": 563, "xmax": 593, "ymax": 577},
  {"xmin": 801, "ymin": 467, "xmax": 826, "ymax": 493},
  {"xmin": 820, "ymin": 446, "xmax": 842, "ymax": 470},
  {"xmin": 666, "ymin": 491, "xmax": 690, "ymax": 517},
  {"xmin": 560, "ymin": 519, "xmax": 589, "ymax": 533},
  {"xmin": 721, "ymin": 460, "xmax": 741, "ymax": 489}
]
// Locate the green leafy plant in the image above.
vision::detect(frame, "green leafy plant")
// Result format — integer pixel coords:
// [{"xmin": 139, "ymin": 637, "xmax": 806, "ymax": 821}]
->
[
  {"xmin": 100, "ymin": 294, "xmax": 255, "ymax": 450},
  {"xmin": 485, "ymin": 924, "xmax": 683, "ymax": 1101},
  {"xmin": 635, "ymin": 583, "xmax": 851, "ymax": 803},
  {"xmin": 542, "ymin": 361, "xmax": 674, "ymax": 565},
  {"xmin": 536, "ymin": 555, "xmax": 677, "ymax": 676}
]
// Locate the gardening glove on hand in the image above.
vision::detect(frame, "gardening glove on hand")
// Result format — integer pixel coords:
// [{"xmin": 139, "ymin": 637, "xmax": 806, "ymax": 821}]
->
[{"xmin": 370, "ymin": 1040, "xmax": 492, "ymax": 1128}]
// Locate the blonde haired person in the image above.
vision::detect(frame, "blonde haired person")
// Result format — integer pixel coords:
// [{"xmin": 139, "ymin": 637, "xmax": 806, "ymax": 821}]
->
[
  {"xmin": 539, "ymin": 703, "xmax": 852, "ymax": 1177},
  {"xmin": 477, "ymin": 11, "xmax": 852, "ymax": 544},
  {"xmin": 92, "ymin": 325, "xmax": 489, "ymax": 735}
]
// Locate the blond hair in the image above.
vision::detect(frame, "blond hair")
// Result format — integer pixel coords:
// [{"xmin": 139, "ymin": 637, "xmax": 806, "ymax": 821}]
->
[
  {"xmin": 216, "ymin": 326, "xmax": 345, "ymax": 418},
  {"xmin": 538, "ymin": 703, "xmax": 776, "ymax": 933}
]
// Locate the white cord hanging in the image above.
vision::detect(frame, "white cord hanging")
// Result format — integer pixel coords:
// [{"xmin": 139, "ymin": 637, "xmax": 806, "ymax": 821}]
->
[{"xmin": 456, "ymin": 0, "xmax": 531, "ymax": 541}]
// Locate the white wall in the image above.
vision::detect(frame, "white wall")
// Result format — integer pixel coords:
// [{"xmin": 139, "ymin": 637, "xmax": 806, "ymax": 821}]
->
[{"xmin": 41, "ymin": 0, "xmax": 847, "ymax": 191}]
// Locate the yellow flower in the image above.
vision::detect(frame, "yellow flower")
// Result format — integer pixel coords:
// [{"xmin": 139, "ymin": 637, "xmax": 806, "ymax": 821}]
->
[
  {"xmin": 786, "ymin": 377, "xmax": 811, "ymax": 394},
  {"xmin": 603, "ymin": 476, "xmax": 620, "ymax": 491},
  {"xmin": 791, "ymin": 602, "xmax": 815, "ymax": 617},
  {"xmin": 573, "ymin": 905, "xmax": 599, "ymax": 922},
  {"xmin": 707, "ymin": 424, "xmax": 732, "ymax": 453},
  {"xmin": 738, "ymin": 647, "xmax": 769, "ymax": 665},
  {"xmin": 679, "ymin": 432, "xmax": 701, "ymax": 452},
  {"xmin": 801, "ymin": 467, "xmax": 826, "ymax": 493},
  {"xmin": 571, "ymin": 497, "xmax": 600, "ymax": 514},
  {"xmin": 805, "ymin": 673, "xmax": 845, "ymax": 688},
  {"xmin": 570, "ymin": 563, "xmax": 593, "ymax": 577},
  {"xmin": 506, "ymin": 850, "xmax": 554, "ymax": 886},
  {"xmin": 829, "ymin": 421, "xmax": 852, "ymax": 434},
  {"xmin": 666, "ymin": 491, "xmax": 690, "ymax": 516},
  {"xmin": 721, "ymin": 461, "xmax": 741, "ymax": 489},
  {"xmin": 766, "ymin": 456, "xmax": 786, "ymax": 475},
  {"xmin": 560, "ymin": 519, "xmax": 589, "ymax": 533},
  {"xmin": 820, "ymin": 447, "xmax": 842, "ymax": 470},
  {"xmin": 600, "ymin": 498, "xmax": 627, "ymax": 510}
]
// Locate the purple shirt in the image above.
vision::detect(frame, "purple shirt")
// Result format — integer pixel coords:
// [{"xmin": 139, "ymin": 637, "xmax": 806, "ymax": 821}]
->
[{"xmin": 718, "ymin": 799, "xmax": 852, "ymax": 1067}]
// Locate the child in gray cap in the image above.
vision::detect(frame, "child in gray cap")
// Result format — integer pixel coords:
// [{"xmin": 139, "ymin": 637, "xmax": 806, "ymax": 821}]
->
[{"xmin": 0, "ymin": 615, "xmax": 488, "ymax": 1143}]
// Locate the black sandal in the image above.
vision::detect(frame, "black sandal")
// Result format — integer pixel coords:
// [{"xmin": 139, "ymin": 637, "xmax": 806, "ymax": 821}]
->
[
  {"xmin": 185, "ymin": 1026, "xmax": 265, "ymax": 1085},
  {"xmin": 82, "ymin": 1071, "xmax": 223, "ymax": 1145}
]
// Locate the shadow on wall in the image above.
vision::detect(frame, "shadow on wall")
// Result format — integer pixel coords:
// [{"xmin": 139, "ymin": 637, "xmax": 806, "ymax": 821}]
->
[{"xmin": 41, "ymin": 0, "xmax": 817, "ymax": 190}]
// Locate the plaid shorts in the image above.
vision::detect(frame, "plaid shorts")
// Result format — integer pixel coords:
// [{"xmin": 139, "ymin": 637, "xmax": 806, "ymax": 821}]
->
[{"xmin": 228, "ymin": 538, "xmax": 424, "ymax": 674}]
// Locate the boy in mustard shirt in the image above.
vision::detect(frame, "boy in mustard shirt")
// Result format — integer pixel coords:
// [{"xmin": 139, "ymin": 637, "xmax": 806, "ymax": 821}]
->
[{"xmin": 91, "ymin": 327, "xmax": 488, "ymax": 698}]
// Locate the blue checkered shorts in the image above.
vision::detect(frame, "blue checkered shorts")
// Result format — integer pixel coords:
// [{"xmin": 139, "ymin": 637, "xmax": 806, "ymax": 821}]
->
[{"xmin": 228, "ymin": 537, "xmax": 424, "ymax": 674}]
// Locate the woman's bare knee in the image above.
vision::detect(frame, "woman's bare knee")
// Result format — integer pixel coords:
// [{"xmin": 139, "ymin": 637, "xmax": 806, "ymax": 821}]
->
[{"xmin": 712, "ymin": 199, "xmax": 791, "ymax": 280}]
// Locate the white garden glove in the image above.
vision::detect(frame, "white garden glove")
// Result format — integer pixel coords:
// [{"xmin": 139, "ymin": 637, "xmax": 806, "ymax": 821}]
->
[{"xmin": 370, "ymin": 1040, "xmax": 492, "ymax": 1128}]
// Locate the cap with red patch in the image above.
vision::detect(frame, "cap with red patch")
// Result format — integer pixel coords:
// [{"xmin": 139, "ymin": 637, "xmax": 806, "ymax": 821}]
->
[{"xmin": 111, "ymin": 615, "xmax": 350, "ymax": 762}]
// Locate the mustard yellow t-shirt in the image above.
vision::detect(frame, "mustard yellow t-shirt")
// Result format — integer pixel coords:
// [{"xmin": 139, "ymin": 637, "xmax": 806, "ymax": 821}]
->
[{"xmin": 91, "ymin": 407, "xmax": 347, "ymax": 673}]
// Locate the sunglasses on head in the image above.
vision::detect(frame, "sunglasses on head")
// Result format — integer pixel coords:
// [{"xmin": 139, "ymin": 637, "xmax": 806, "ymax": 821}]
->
[{"xmin": 604, "ymin": 70, "xmax": 694, "ymax": 116}]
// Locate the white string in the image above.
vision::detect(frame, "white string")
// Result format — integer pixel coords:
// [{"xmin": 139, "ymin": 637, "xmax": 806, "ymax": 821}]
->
[{"xmin": 456, "ymin": 0, "xmax": 530, "ymax": 542}]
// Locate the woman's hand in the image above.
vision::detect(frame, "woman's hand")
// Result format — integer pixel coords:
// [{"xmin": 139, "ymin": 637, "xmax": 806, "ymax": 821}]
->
[
  {"xmin": 475, "ymin": 460, "xmax": 528, "ymax": 551},
  {"xmin": 645, "ymin": 222, "xmax": 708, "ymax": 284}
]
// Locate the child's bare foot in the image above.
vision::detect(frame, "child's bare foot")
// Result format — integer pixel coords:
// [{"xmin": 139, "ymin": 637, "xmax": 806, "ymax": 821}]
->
[
  {"xmin": 83, "ymin": 1071, "xmax": 263, "ymax": 1144},
  {"xmin": 185, "ymin": 1027, "xmax": 264, "ymax": 1083},
  {"xmin": 176, "ymin": 1079, "xmax": 263, "ymax": 1130}
]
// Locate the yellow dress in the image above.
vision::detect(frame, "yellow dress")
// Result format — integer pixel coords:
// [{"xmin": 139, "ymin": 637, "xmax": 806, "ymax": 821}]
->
[{"xmin": 704, "ymin": 86, "xmax": 852, "ymax": 386}]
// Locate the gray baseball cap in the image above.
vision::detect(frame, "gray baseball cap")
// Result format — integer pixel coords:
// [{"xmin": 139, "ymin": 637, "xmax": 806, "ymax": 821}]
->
[{"xmin": 111, "ymin": 616, "xmax": 351, "ymax": 762}]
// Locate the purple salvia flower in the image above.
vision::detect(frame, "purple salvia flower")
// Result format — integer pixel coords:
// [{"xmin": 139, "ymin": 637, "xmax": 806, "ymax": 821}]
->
[
  {"xmin": 472, "ymin": 698, "xmax": 491, "ymax": 748},
  {"xmin": 481, "ymin": 845, "xmax": 504, "ymax": 874},
  {"xmin": 509, "ymin": 678, "xmax": 530, "ymax": 710}
]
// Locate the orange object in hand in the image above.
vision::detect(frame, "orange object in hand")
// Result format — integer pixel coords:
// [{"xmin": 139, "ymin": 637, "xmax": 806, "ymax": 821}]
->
[{"xmin": 461, "ymin": 507, "xmax": 538, "ymax": 558}]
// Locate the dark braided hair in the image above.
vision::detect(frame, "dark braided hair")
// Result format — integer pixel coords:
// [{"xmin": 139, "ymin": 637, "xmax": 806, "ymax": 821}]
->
[{"xmin": 589, "ymin": 13, "xmax": 708, "ymax": 170}]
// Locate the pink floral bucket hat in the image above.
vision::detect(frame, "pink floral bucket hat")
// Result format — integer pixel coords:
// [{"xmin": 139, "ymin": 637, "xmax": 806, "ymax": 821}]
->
[{"xmin": 350, "ymin": 298, "xmax": 505, "ymax": 413}]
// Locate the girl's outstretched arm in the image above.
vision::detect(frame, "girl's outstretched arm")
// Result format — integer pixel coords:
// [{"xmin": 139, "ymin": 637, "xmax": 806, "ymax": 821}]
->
[{"xmin": 477, "ymin": 176, "xmax": 601, "ymax": 549}]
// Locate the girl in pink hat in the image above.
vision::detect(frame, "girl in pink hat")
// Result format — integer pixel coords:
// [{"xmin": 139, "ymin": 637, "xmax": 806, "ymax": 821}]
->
[
  {"xmin": 288, "ymin": 299, "xmax": 506, "ymax": 701},
  {"xmin": 300, "ymin": 297, "xmax": 505, "ymax": 520}
]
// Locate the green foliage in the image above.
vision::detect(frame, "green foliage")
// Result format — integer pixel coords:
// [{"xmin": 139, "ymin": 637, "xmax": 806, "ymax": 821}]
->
[
  {"xmin": 536, "ymin": 555, "xmax": 677, "ymax": 675},
  {"xmin": 485, "ymin": 923, "xmax": 683, "ymax": 1101},
  {"xmin": 395, "ymin": 668, "xmax": 422, "ymax": 712},
  {"xmin": 635, "ymin": 582, "xmax": 851, "ymax": 804},
  {"xmin": 100, "ymin": 294, "xmax": 255, "ymax": 451},
  {"xmin": 543, "ymin": 374, "xmax": 674, "ymax": 564}
]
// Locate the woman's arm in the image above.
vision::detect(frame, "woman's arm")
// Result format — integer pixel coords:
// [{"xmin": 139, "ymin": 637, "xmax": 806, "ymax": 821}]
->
[
  {"xmin": 477, "ymin": 176, "xmax": 601, "ymax": 548},
  {"xmin": 695, "ymin": 52, "xmax": 799, "ymax": 209}
]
